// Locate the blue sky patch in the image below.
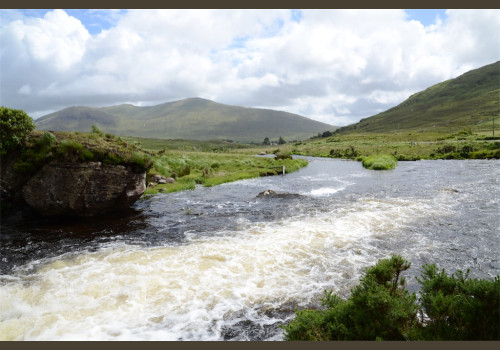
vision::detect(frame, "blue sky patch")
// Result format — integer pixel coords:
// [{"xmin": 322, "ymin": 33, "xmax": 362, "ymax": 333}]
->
[
  {"xmin": 291, "ymin": 9, "xmax": 303, "ymax": 23},
  {"xmin": 405, "ymin": 9, "xmax": 447, "ymax": 26}
]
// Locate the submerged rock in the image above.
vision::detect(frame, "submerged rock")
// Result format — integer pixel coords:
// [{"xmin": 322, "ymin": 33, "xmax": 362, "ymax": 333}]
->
[
  {"xmin": 22, "ymin": 162, "xmax": 146, "ymax": 217},
  {"xmin": 256, "ymin": 189, "xmax": 301, "ymax": 198}
]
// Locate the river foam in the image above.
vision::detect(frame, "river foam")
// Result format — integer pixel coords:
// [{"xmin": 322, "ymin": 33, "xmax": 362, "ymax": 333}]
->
[{"xmin": 0, "ymin": 194, "xmax": 449, "ymax": 340}]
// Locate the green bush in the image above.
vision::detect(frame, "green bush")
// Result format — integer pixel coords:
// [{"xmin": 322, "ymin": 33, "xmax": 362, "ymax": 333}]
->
[
  {"xmin": 329, "ymin": 146, "xmax": 358, "ymax": 159},
  {"xmin": 282, "ymin": 256, "xmax": 500, "ymax": 341},
  {"xmin": 201, "ymin": 167, "xmax": 212, "ymax": 177},
  {"xmin": 0, "ymin": 107, "xmax": 35, "ymax": 155},
  {"xmin": 59, "ymin": 139, "xmax": 84, "ymax": 153},
  {"xmin": 37, "ymin": 132, "xmax": 58, "ymax": 147},
  {"xmin": 436, "ymin": 145, "xmax": 456, "ymax": 154},
  {"xmin": 91, "ymin": 124, "xmax": 104, "ymax": 136},
  {"xmin": 104, "ymin": 152, "xmax": 123, "ymax": 165},
  {"xmin": 395, "ymin": 154, "xmax": 420, "ymax": 161},
  {"xmin": 416, "ymin": 265, "xmax": 500, "ymax": 340},
  {"xmin": 283, "ymin": 256, "xmax": 418, "ymax": 340},
  {"xmin": 361, "ymin": 154, "xmax": 397, "ymax": 170},
  {"xmin": 79, "ymin": 149, "xmax": 94, "ymax": 161},
  {"xmin": 128, "ymin": 152, "xmax": 152, "ymax": 172},
  {"xmin": 275, "ymin": 151, "xmax": 293, "ymax": 160}
]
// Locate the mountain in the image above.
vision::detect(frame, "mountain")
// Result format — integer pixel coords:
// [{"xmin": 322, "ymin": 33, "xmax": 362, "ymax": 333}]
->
[
  {"xmin": 35, "ymin": 98, "xmax": 335, "ymax": 142},
  {"xmin": 335, "ymin": 61, "xmax": 499, "ymax": 134}
]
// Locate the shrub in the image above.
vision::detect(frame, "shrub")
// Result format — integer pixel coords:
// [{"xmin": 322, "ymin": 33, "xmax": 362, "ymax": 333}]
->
[
  {"xmin": 202, "ymin": 167, "xmax": 213, "ymax": 177},
  {"xmin": 79, "ymin": 149, "xmax": 94, "ymax": 161},
  {"xmin": 395, "ymin": 154, "xmax": 420, "ymax": 161},
  {"xmin": 104, "ymin": 152, "xmax": 122, "ymax": 165},
  {"xmin": 128, "ymin": 152, "xmax": 152, "ymax": 172},
  {"xmin": 416, "ymin": 265, "xmax": 500, "ymax": 340},
  {"xmin": 361, "ymin": 154, "xmax": 397, "ymax": 170},
  {"xmin": 58, "ymin": 139, "xmax": 84, "ymax": 155},
  {"xmin": 282, "ymin": 256, "xmax": 500, "ymax": 341},
  {"xmin": 0, "ymin": 107, "xmax": 35, "ymax": 155},
  {"xmin": 436, "ymin": 145, "xmax": 456, "ymax": 154},
  {"xmin": 275, "ymin": 151, "xmax": 293, "ymax": 160},
  {"xmin": 37, "ymin": 132, "xmax": 58, "ymax": 147},
  {"xmin": 91, "ymin": 124, "xmax": 104, "ymax": 136},
  {"xmin": 329, "ymin": 146, "xmax": 358, "ymax": 159},
  {"xmin": 282, "ymin": 255, "xmax": 418, "ymax": 340}
]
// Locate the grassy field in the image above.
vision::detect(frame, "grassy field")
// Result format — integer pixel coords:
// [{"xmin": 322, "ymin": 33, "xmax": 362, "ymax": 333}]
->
[
  {"xmin": 240, "ymin": 129, "xmax": 500, "ymax": 161},
  {"xmin": 143, "ymin": 150, "xmax": 307, "ymax": 195},
  {"xmin": 118, "ymin": 136, "xmax": 308, "ymax": 195},
  {"xmin": 121, "ymin": 136, "xmax": 251, "ymax": 152}
]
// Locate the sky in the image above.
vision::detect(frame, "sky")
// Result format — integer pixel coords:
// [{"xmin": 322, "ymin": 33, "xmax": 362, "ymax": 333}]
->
[{"xmin": 1, "ymin": 9, "xmax": 499, "ymax": 126}]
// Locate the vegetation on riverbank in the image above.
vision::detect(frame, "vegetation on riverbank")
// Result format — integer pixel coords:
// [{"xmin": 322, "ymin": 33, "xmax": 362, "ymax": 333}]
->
[
  {"xmin": 5, "ymin": 128, "xmax": 153, "ymax": 178},
  {"xmin": 281, "ymin": 255, "xmax": 500, "ymax": 341},
  {"xmin": 241, "ymin": 129, "xmax": 500, "ymax": 161},
  {"xmin": 360, "ymin": 154, "xmax": 397, "ymax": 170},
  {"xmin": 118, "ymin": 136, "xmax": 308, "ymax": 196},
  {"xmin": 140, "ymin": 147, "xmax": 307, "ymax": 195}
]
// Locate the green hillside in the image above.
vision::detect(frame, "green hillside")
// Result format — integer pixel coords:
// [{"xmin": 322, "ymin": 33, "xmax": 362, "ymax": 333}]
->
[
  {"xmin": 336, "ymin": 61, "xmax": 499, "ymax": 134},
  {"xmin": 35, "ymin": 98, "xmax": 335, "ymax": 143}
]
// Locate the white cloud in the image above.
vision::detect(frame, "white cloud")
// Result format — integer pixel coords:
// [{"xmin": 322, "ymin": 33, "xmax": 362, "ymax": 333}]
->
[
  {"xmin": 0, "ymin": 9, "xmax": 498, "ymax": 127},
  {"xmin": 6, "ymin": 9, "xmax": 89, "ymax": 71}
]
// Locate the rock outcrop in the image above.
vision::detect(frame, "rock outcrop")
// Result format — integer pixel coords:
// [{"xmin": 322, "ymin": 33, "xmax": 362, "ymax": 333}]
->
[{"xmin": 22, "ymin": 162, "xmax": 146, "ymax": 217}]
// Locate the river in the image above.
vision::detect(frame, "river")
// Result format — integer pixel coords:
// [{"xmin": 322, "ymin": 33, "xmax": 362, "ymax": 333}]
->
[{"xmin": 0, "ymin": 157, "xmax": 499, "ymax": 340}]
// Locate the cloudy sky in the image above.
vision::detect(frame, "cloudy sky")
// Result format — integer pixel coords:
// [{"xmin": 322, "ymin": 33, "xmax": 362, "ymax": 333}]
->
[{"xmin": 1, "ymin": 9, "xmax": 499, "ymax": 126}]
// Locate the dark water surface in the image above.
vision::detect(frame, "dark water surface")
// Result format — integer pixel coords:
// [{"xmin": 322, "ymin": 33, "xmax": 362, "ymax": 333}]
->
[{"xmin": 1, "ymin": 157, "xmax": 499, "ymax": 340}]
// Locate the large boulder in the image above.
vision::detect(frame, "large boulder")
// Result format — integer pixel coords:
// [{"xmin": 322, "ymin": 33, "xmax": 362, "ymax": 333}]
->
[{"xmin": 22, "ymin": 162, "xmax": 146, "ymax": 217}]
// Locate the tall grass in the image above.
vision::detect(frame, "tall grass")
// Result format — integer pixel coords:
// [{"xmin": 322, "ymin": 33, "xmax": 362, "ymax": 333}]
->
[{"xmin": 361, "ymin": 154, "xmax": 398, "ymax": 170}]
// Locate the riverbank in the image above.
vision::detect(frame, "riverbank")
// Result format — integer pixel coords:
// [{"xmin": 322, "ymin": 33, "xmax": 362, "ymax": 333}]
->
[
  {"xmin": 143, "ymin": 151, "xmax": 308, "ymax": 196},
  {"xmin": 232, "ymin": 130, "xmax": 500, "ymax": 161}
]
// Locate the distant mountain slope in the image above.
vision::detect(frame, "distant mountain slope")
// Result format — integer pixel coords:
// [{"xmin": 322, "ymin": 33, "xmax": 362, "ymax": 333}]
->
[
  {"xmin": 36, "ymin": 106, "xmax": 120, "ymax": 132},
  {"xmin": 336, "ymin": 61, "xmax": 499, "ymax": 134},
  {"xmin": 36, "ymin": 98, "xmax": 335, "ymax": 142}
]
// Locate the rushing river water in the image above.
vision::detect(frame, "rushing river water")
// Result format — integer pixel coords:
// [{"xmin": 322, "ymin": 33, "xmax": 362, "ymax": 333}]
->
[{"xmin": 1, "ymin": 157, "xmax": 499, "ymax": 340}]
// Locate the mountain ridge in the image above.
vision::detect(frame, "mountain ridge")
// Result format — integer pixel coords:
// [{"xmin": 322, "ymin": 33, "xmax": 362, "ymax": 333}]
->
[
  {"xmin": 335, "ymin": 61, "xmax": 499, "ymax": 134},
  {"xmin": 36, "ymin": 98, "xmax": 335, "ymax": 142}
]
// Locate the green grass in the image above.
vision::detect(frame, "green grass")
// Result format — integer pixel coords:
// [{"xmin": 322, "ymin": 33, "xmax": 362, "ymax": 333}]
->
[
  {"xmin": 335, "ymin": 61, "xmax": 499, "ymax": 135},
  {"xmin": 121, "ymin": 136, "xmax": 251, "ymax": 152},
  {"xmin": 361, "ymin": 154, "xmax": 397, "ymax": 170},
  {"xmin": 144, "ymin": 150, "xmax": 308, "ymax": 195},
  {"xmin": 11, "ymin": 130, "xmax": 153, "ymax": 178},
  {"xmin": 259, "ymin": 130, "xmax": 499, "ymax": 161}
]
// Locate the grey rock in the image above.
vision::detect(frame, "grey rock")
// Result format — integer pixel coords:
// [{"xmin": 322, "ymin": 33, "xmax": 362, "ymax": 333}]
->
[
  {"xmin": 256, "ymin": 189, "xmax": 301, "ymax": 198},
  {"xmin": 22, "ymin": 162, "xmax": 146, "ymax": 217}
]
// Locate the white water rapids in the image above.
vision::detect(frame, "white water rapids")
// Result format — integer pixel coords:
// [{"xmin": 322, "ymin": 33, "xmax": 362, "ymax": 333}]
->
[{"xmin": 1, "ymin": 158, "xmax": 498, "ymax": 340}]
